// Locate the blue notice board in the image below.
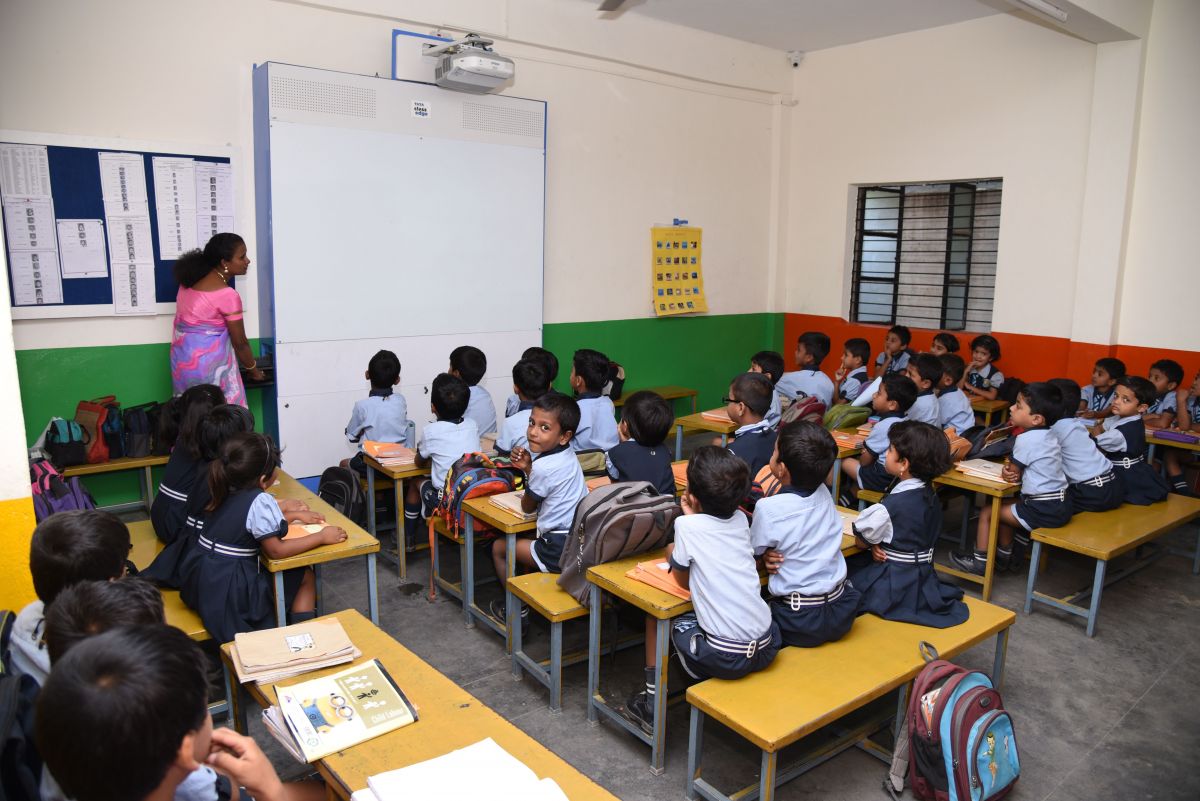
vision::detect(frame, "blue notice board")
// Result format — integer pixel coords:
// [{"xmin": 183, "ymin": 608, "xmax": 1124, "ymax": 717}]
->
[{"xmin": 1, "ymin": 141, "xmax": 231, "ymax": 313}]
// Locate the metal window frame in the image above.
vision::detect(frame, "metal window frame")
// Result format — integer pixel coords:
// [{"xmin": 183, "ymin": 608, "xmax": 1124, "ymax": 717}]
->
[{"xmin": 850, "ymin": 186, "xmax": 903, "ymax": 324}]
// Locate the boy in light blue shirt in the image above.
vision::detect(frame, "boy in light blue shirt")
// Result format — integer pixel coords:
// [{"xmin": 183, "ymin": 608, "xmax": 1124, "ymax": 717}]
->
[
  {"xmin": 904, "ymin": 352, "xmax": 943, "ymax": 426},
  {"xmin": 749, "ymin": 350, "xmax": 785, "ymax": 428},
  {"xmin": 936, "ymin": 353, "xmax": 976, "ymax": 433},
  {"xmin": 405, "ymin": 374, "xmax": 480, "ymax": 544},
  {"xmin": 777, "ymin": 331, "xmax": 835, "ymax": 407},
  {"xmin": 343, "ymin": 349, "xmax": 410, "ymax": 476},
  {"xmin": 570, "ymin": 348, "xmax": 620, "ymax": 451},
  {"xmin": 450, "ymin": 345, "xmax": 497, "ymax": 437},
  {"xmin": 496, "ymin": 358, "xmax": 550, "ymax": 456}
]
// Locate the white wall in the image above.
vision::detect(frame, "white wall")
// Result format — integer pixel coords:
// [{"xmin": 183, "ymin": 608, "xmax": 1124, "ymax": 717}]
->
[{"xmin": 0, "ymin": 0, "xmax": 790, "ymax": 349}]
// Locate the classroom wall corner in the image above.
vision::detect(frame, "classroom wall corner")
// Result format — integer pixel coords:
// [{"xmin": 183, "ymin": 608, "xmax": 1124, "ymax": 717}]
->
[
  {"xmin": 0, "ymin": 496, "xmax": 36, "ymax": 610},
  {"xmin": 1, "ymin": 244, "xmax": 37, "ymax": 610}
]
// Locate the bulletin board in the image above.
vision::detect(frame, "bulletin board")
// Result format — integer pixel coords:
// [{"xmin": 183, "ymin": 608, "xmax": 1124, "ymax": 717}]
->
[
  {"xmin": 0, "ymin": 135, "xmax": 234, "ymax": 319},
  {"xmin": 651, "ymin": 224, "xmax": 707, "ymax": 316}
]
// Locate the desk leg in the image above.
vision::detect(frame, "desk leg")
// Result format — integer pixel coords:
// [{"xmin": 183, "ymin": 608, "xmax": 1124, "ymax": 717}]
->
[
  {"xmin": 981, "ymin": 494, "xmax": 1000, "ymax": 602},
  {"xmin": 686, "ymin": 707, "xmax": 704, "ymax": 801},
  {"xmin": 992, "ymin": 627, "xmax": 1010, "ymax": 688},
  {"xmin": 463, "ymin": 513, "xmax": 477, "ymax": 628},
  {"xmin": 690, "ymin": 394, "xmax": 697, "ymax": 414},
  {"xmin": 505, "ymin": 532, "xmax": 516, "ymax": 654},
  {"xmin": 675, "ymin": 424, "xmax": 684, "ymax": 461},
  {"xmin": 1023, "ymin": 541, "xmax": 1042, "ymax": 614},
  {"xmin": 314, "ymin": 564, "xmax": 324, "ymax": 617},
  {"xmin": 1085, "ymin": 559, "xmax": 1107, "ymax": 638},
  {"xmin": 394, "ymin": 477, "xmax": 406, "ymax": 581},
  {"xmin": 759, "ymin": 749, "xmax": 779, "ymax": 801},
  {"xmin": 366, "ymin": 553, "xmax": 379, "ymax": 626},
  {"xmin": 830, "ymin": 463, "xmax": 842, "ymax": 505},
  {"xmin": 587, "ymin": 584, "xmax": 602, "ymax": 724},
  {"xmin": 650, "ymin": 617, "xmax": 670, "ymax": 775},
  {"xmin": 1147, "ymin": 441, "xmax": 1157, "ymax": 464},
  {"xmin": 141, "ymin": 465, "xmax": 154, "ymax": 516},
  {"xmin": 274, "ymin": 572, "xmax": 287, "ymax": 627},
  {"xmin": 366, "ymin": 465, "xmax": 377, "ymax": 537},
  {"xmin": 224, "ymin": 661, "xmax": 246, "ymax": 734}
]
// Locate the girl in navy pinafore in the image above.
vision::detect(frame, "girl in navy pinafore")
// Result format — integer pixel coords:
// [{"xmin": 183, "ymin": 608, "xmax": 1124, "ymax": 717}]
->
[
  {"xmin": 149, "ymin": 383, "xmax": 225, "ymax": 545},
  {"xmin": 848, "ymin": 420, "xmax": 968, "ymax": 628},
  {"xmin": 1093, "ymin": 376, "xmax": 1169, "ymax": 506},
  {"xmin": 178, "ymin": 432, "xmax": 346, "ymax": 643}
]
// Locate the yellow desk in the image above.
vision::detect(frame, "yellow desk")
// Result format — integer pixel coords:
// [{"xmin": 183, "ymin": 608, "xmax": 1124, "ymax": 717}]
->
[
  {"xmin": 269, "ymin": 472, "xmax": 381, "ymax": 626},
  {"xmin": 63, "ymin": 454, "xmax": 169, "ymax": 515},
  {"xmin": 970, "ymin": 399, "xmax": 1010, "ymax": 427},
  {"xmin": 673, "ymin": 413, "xmax": 739, "ymax": 460},
  {"xmin": 931, "ymin": 469, "xmax": 1020, "ymax": 602},
  {"xmin": 128, "ymin": 520, "xmax": 208, "ymax": 641},
  {"xmin": 831, "ymin": 431, "xmax": 865, "ymax": 502},
  {"xmin": 362, "ymin": 456, "xmax": 430, "ymax": 581},
  {"xmin": 614, "ymin": 385, "xmax": 699, "ymax": 414},
  {"xmin": 220, "ymin": 609, "xmax": 619, "ymax": 801},
  {"xmin": 1146, "ymin": 431, "xmax": 1200, "ymax": 464},
  {"xmin": 586, "ymin": 531, "xmax": 862, "ymax": 774}
]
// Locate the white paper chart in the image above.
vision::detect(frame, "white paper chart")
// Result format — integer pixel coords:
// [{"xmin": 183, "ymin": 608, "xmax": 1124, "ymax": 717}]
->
[
  {"xmin": 0, "ymin": 144, "xmax": 63, "ymax": 306},
  {"xmin": 194, "ymin": 161, "xmax": 234, "ymax": 244},
  {"xmin": 98, "ymin": 151, "xmax": 155, "ymax": 310},
  {"xmin": 9, "ymin": 251, "xmax": 63, "ymax": 305},
  {"xmin": 110, "ymin": 259, "xmax": 155, "ymax": 315},
  {"xmin": 0, "ymin": 143, "xmax": 53, "ymax": 198},
  {"xmin": 152, "ymin": 156, "xmax": 197, "ymax": 258},
  {"xmin": 99, "ymin": 152, "xmax": 150, "ymax": 217},
  {"xmin": 2, "ymin": 197, "xmax": 56, "ymax": 251},
  {"xmin": 56, "ymin": 219, "xmax": 108, "ymax": 278}
]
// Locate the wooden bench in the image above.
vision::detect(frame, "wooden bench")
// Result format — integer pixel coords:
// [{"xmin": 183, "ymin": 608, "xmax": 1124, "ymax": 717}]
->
[
  {"xmin": 63, "ymin": 454, "xmax": 168, "ymax": 515},
  {"xmin": 1024, "ymin": 494, "xmax": 1200, "ymax": 637},
  {"xmin": 685, "ymin": 597, "xmax": 1016, "ymax": 801},
  {"xmin": 507, "ymin": 573, "xmax": 588, "ymax": 713},
  {"xmin": 614, "ymin": 385, "xmax": 698, "ymax": 414}
]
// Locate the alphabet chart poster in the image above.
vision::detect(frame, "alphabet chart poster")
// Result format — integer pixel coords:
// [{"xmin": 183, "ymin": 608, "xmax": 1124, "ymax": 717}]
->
[{"xmin": 651, "ymin": 225, "xmax": 707, "ymax": 317}]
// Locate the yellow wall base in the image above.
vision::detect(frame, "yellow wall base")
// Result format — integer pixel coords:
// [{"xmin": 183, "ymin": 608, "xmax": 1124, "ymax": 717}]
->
[{"xmin": 0, "ymin": 496, "xmax": 36, "ymax": 610}]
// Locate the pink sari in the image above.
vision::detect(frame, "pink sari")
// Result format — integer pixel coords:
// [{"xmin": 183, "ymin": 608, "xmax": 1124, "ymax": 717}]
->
[{"xmin": 170, "ymin": 286, "xmax": 247, "ymax": 407}]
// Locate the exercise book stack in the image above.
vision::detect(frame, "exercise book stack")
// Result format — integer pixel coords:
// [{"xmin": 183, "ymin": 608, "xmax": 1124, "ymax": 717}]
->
[
  {"xmin": 229, "ymin": 618, "xmax": 361, "ymax": 684},
  {"xmin": 363, "ymin": 440, "xmax": 416, "ymax": 467}
]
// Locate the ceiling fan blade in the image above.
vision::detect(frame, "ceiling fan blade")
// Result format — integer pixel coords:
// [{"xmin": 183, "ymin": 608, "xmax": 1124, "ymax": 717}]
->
[{"xmin": 597, "ymin": 0, "xmax": 626, "ymax": 11}]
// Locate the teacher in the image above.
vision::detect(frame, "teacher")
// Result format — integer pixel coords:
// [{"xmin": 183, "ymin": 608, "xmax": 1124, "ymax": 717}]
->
[{"xmin": 170, "ymin": 232, "xmax": 264, "ymax": 407}]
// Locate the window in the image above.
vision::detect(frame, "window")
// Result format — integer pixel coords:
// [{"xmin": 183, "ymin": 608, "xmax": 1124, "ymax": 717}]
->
[{"xmin": 849, "ymin": 179, "xmax": 1001, "ymax": 331}]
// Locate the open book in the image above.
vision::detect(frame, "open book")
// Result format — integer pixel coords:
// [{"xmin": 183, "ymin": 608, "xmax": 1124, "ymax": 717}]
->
[
  {"xmin": 488, "ymin": 490, "xmax": 538, "ymax": 521},
  {"xmin": 626, "ymin": 559, "xmax": 690, "ymax": 600},
  {"xmin": 363, "ymin": 440, "xmax": 416, "ymax": 467},
  {"xmin": 230, "ymin": 617, "xmax": 360, "ymax": 684},
  {"xmin": 268, "ymin": 659, "xmax": 417, "ymax": 763},
  {"xmin": 955, "ymin": 458, "xmax": 1017, "ymax": 485}
]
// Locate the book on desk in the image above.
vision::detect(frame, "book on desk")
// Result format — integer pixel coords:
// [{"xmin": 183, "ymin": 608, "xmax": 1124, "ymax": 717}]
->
[
  {"xmin": 488, "ymin": 490, "xmax": 538, "ymax": 521},
  {"xmin": 699, "ymin": 408, "xmax": 733, "ymax": 423},
  {"xmin": 955, "ymin": 459, "xmax": 1017, "ymax": 485},
  {"xmin": 363, "ymin": 440, "xmax": 416, "ymax": 467},
  {"xmin": 626, "ymin": 558, "xmax": 690, "ymax": 600},
  {"xmin": 230, "ymin": 617, "xmax": 359, "ymax": 684}
]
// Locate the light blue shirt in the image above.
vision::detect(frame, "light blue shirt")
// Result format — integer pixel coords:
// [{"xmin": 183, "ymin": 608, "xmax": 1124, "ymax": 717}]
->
[
  {"xmin": 765, "ymin": 389, "xmax": 781, "ymax": 428},
  {"xmin": 839, "ymin": 368, "xmax": 869, "ymax": 403},
  {"xmin": 465, "ymin": 385, "xmax": 498, "ymax": 436},
  {"xmin": 573, "ymin": 395, "xmax": 619, "ymax": 451},
  {"xmin": 248, "ymin": 492, "xmax": 286, "ymax": 540},
  {"xmin": 967, "ymin": 364, "xmax": 1005, "ymax": 391},
  {"xmin": 504, "ymin": 392, "xmax": 521, "ymax": 418},
  {"xmin": 1095, "ymin": 414, "xmax": 1139, "ymax": 453},
  {"xmin": 346, "ymin": 392, "xmax": 410, "ymax": 447},
  {"xmin": 937, "ymin": 386, "xmax": 975, "ymax": 433},
  {"xmin": 526, "ymin": 445, "xmax": 587, "ymax": 534},
  {"xmin": 1080, "ymin": 385, "xmax": 1115, "ymax": 413},
  {"xmin": 1012, "ymin": 428, "xmax": 1067, "ymax": 494},
  {"xmin": 1050, "ymin": 417, "xmax": 1112, "ymax": 483},
  {"xmin": 864, "ymin": 413, "xmax": 904, "ymax": 458},
  {"xmin": 496, "ymin": 405, "xmax": 532, "ymax": 454},
  {"xmin": 776, "ymin": 369, "xmax": 834, "ymax": 407},
  {"xmin": 750, "ymin": 486, "xmax": 847, "ymax": 596},
  {"xmin": 908, "ymin": 390, "xmax": 940, "ymax": 426},
  {"xmin": 419, "ymin": 418, "xmax": 480, "ymax": 487},
  {"xmin": 1147, "ymin": 391, "xmax": 1177, "ymax": 416},
  {"xmin": 875, "ymin": 350, "xmax": 911, "ymax": 375}
]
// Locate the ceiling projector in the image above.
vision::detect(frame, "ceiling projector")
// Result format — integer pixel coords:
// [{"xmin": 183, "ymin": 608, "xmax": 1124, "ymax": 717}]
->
[{"xmin": 423, "ymin": 34, "xmax": 514, "ymax": 94}]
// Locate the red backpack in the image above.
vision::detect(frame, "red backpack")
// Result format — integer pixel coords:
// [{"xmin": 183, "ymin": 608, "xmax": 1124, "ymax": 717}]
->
[
  {"xmin": 74, "ymin": 396, "xmax": 117, "ymax": 463},
  {"xmin": 780, "ymin": 391, "xmax": 826, "ymax": 426}
]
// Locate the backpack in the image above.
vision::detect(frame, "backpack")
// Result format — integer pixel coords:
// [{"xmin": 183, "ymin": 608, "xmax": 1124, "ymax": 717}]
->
[
  {"xmin": 101, "ymin": 399, "xmax": 125, "ymax": 459},
  {"xmin": 963, "ymin": 423, "xmax": 1016, "ymax": 461},
  {"xmin": 74, "ymin": 396, "xmax": 116, "ymax": 463},
  {"xmin": 43, "ymin": 418, "xmax": 87, "ymax": 470},
  {"xmin": 739, "ymin": 462, "xmax": 783, "ymax": 518},
  {"xmin": 30, "ymin": 459, "xmax": 96, "ymax": 522},
  {"xmin": 905, "ymin": 643, "xmax": 1020, "ymax": 801},
  {"xmin": 824, "ymin": 402, "xmax": 872, "ymax": 432},
  {"xmin": 557, "ymin": 481, "xmax": 680, "ymax": 604},
  {"xmin": 122, "ymin": 402, "xmax": 155, "ymax": 458},
  {"xmin": 780, "ymin": 392, "xmax": 826, "ymax": 427},
  {"xmin": 317, "ymin": 466, "xmax": 367, "ymax": 527},
  {"xmin": 434, "ymin": 453, "xmax": 524, "ymax": 536},
  {"xmin": 0, "ymin": 616, "xmax": 42, "ymax": 801}
]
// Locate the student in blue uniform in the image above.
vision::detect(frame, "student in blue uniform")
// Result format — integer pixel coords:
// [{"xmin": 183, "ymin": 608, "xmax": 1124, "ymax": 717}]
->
[
  {"xmin": 777, "ymin": 331, "xmax": 835, "ymax": 407},
  {"xmin": 963, "ymin": 334, "xmax": 1004, "ymax": 402},
  {"xmin": 929, "ymin": 332, "xmax": 960, "ymax": 356},
  {"xmin": 606, "ymin": 390, "xmax": 676, "ymax": 495},
  {"xmin": 1163, "ymin": 368, "xmax": 1200, "ymax": 495},
  {"xmin": 625, "ymin": 446, "xmax": 781, "ymax": 733},
  {"xmin": 179, "ymin": 433, "xmax": 347, "ymax": 643},
  {"xmin": 342, "ymin": 349, "xmax": 411, "ymax": 475},
  {"xmin": 749, "ymin": 350, "xmax": 785, "ymax": 427},
  {"xmin": 724, "ymin": 372, "xmax": 778, "ymax": 476},
  {"xmin": 1079, "ymin": 357, "xmax": 1125, "ymax": 420},
  {"xmin": 450, "ymin": 345, "xmax": 497, "ymax": 437},
  {"xmin": 1144, "ymin": 358, "xmax": 1183, "ymax": 429},
  {"xmin": 151, "ymin": 383, "xmax": 224, "ymax": 545},
  {"xmin": 951, "ymin": 382, "xmax": 1071, "ymax": 576},
  {"xmin": 834, "ymin": 337, "xmax": 871, "ymax": 403},
  {"xmin": 1046, "ymin": 379, "xmax": 1122, "ymax": 513},
  {"xmin": 848, "ymin": 421, "xmax": 968, "ymax": 627},
  {"xmin": 1091, "ymin": 376, "xmax": 1170, "ymax": 505},
  {"xmin": 937, "ymin": 353, "xmax": 975, "ymax": 434},
  {"xmin": 837, "ymin": 373, "xmax": 918, "ymax": 499},
  {"xmin": 495, "ymin": 358, "xmax": 550, "ymax": 456},
  {"xmin": 904, "ymin": 352, "xmax": 943, "ymax": 425},
  {"xmin": 753, "ymin": 422, "xmax": 860, "ymax": 646},
  {"xmin": 873, "ymin": 324, "xmax": 913, "ymax": 378},
  {"xmin": 570, "ymin": 348, "xmax": 620, "ymax": 451},
  {"xmin": 504, "ymin": 346, "xmax": 559, "ymax": 418},
  {"xmin": 406, "ymin": 373, "xmax": 481, "ymax": 541}
]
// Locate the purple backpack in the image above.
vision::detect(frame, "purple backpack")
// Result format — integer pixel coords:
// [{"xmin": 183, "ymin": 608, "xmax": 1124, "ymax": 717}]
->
[{"xmin": 30, "ymin": 459, "xmax": 96, "ymax": 522}]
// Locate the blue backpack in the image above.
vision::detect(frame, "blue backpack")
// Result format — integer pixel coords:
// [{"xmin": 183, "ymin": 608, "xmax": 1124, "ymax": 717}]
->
[
  {"xmin": 43, "ymin": 417, "xmax": 88, "ymax": 469},
  {"xmin": 30, "ymin": 459, "xmax": 96, "ymax": 523}
]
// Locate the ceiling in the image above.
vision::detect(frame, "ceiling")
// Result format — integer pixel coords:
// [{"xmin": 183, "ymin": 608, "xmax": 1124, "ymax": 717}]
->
[{"xmin": 592, "ymin": 0, "xmax": 1014, "ymax": 53}]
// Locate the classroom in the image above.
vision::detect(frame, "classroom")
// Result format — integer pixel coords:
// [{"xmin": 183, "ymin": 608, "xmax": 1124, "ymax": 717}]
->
[{"xmin": 0, "ymin": 1, "xmax": 1197, "ymax": 799}]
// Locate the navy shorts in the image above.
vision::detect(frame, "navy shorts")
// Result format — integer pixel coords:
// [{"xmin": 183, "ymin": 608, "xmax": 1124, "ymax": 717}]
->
[
  {"xmin": 1011, "ymin": 495, "xmax": 1072, "ymax": 533},
  {"xmin": 858, "ymin": 460, "xmax": 893, "ymax": 492},
  {"xmin": 1067, "ymin": 473, "xmax": 1122, "ymax": 514},
  {"xmin": 769, "ymin": 581, "xmax": 861, "ymax": 648},
  {"xmin": 530, "ymin": 530, "xmax": 568, "ymax": 573},
  {"xmin": 670, "ymin": 613, "xmax": 781, "ymax": 681}
]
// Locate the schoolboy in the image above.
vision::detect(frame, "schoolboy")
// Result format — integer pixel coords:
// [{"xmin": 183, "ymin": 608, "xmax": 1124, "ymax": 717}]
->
[
  {"xmin": 10, "ymin": 509, "xmax": 132, "ymax": 685},
  {"xmin": 1079, "ymin": 357, "xmax": 1125, "ymax": 418},
  {"xmin": 834, "ymin": 337, "xmax": 871, "ymax": 403},
  {"xmin": 904, "ymin": 352, "xmax": 944, "ymax": 426},
  {"xmin": 963, "ymin": 334, "xmax": 1004, "ymax": 401},
  {"xmin": 951, "ymin": 382, "xmax": 1070, "ymax": 575},
  {"xmin": 937, "ymin": 353, "xmax": 976, "ymax": 433},
  {"xmin": 873, "ymin": 325, "xmax": 912, "ymax": 377},
  {"xmin": 1144, "ymin": 359, "xmax": 1183, "ymax": 429},
  {"xmin": 749, "ymin": 349, "xmax": 785, "ymax": 427},
  {"xmin": 625, "ymin": 447, "xmax": 780, "ymax": 732},
  {"xmin": 725, "ymin": 372, "xmax": 778, "ymax": 476},
  {"xmin": 777, "ymin": 331, "xmax": 835, "ymax": 407},
  {"xmin": 570, "ymin": 348, "xmax": 620, "ymax": 451},
  {"xmin": 838, "ymin": 373, "xmax": 918, "ymax": 497},
  {"xmin": 490, "ymin": 393, "xmax": 588, "ymax": 594},
  {"xmin": 752, "ymin": 422, "xmax": 860, "ymax": 647},
  {"xmin": 930, "ymin": 332, "xmax": 960, "ymax": 356},
  {"xmin": 495, "ymin": 358, "xmax": 550, "ymax": 456},
  {"xmin": 505, "ymin": 346, "xmax": 559, "ymax": 418},
  {"xmin": 36, "ymin": 625, "xmax": 322, "ymax": 801},
  {"xmin": 406, "ymin": 373, "xmax": 480, "ymax": 541},
  {"xmin": 450, "ymin": 345, "xmax": 497, "ymax": 437},
  {"xmin": 1046, "ymin": 379, "xmax": 1122, "ymax": 513},
  {"xmin": 342, "ymin": 349, "xmax": 410, "ymax": 475},
  {"xmin": 606, "ymin": 390, "xmax": 676, "ymax": 495},
  {"xmin": 1164, "ymin": 368, "xmax": 1200, "ymax": 494}
]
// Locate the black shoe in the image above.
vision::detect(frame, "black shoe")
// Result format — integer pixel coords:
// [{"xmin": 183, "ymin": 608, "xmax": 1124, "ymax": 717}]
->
[
  {"xmin": 949, "ymin": 551, "xmax": 986, "ymax": 576},
  {"xmin": 488, "ymin": 599, "xmax": 530, "ymax": 638},
  {"xmin": 995, "ymin": 550, "xmax": 1013, "ymax": 573},
  {"xmin": 624, "ymin": 690, "xmax": 654, "ymax": 735}
]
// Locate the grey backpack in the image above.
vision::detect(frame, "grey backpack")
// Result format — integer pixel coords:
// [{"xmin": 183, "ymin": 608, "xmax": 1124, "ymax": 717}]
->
[{"xmin": 557, "ymin": 481, "xmax": 680, "ymax": 604}]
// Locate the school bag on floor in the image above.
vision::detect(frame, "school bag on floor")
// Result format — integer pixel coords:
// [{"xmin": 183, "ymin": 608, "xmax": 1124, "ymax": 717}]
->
[
  {"xmin": 30, "ymin": 459, "xmax": 96, "ymax": 522},
  {"xmin": 897, "ymin": 642, "xmax": 1020, "ymax": 801},
  {"xmin": 74, "ymin": 396, "xmax": 117, "ymax": 463},
  {"xmin": 780, "ymin": 391, "xmax": 826, "ymax": 427},
  {"xmin": 824, "ymin": 402, "xmax": 871, "ymax": 432},
  {"xmin": 557, "ymin": 481, "xmax": 680, "ymax": 604},
  {"xmin": 43, "ymin": 417, "xmax": 88, "ymax": 469},
  {"xmin": 317, "ymin": 466, "xmax": 367, "ymax": 527}
]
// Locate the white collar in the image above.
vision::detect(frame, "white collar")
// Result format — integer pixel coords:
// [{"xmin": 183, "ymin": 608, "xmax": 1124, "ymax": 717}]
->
[
  {"xmin": 734, "ymin": 419, "xmax": 771, "ymax": 437},
  {"xmin": 889, "ymin": 477, "xmax": 926, "ymax": 495}
]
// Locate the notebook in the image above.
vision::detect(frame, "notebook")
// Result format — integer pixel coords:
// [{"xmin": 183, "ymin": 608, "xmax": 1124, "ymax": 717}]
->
[
  {"xmin": 586, "ymin": 475, "xmax": 612, "ymax": 490},
  {"xmin": 230, "ymin": 617, "xmax": 360, "ymax": 684},
  {"xmin": 362, "ymin": 440, "xmax": 416, "ymax": 467},
  {"xmin": 700, "ymin": 407, "xmax": 733, "ymax": 423},
  {"xmin": 671, "ymin": 461, "xmax": 688, "ymax": 487},
  {"xmin": 955, "ymin": 459, "xmax": 1017, "ymax": 485},
  {"xmin": 488, "ymin": 490, "xmax": 538, "ymax": 521},
  {"xmin": 625, "ymin": 559, "xmax": 690, "ymax": 600},
  {"xmin": 283, "ymin": 523, "xmax": 324, "ymax": 540}
]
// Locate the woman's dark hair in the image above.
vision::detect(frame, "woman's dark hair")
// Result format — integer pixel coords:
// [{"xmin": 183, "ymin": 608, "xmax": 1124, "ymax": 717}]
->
[
  {"xmin": 1047, "ymin": 378, "xmax": 1082, "ymax": 420},
  {"xmin": 970, "ymin": 334, "xmax": 1002, "ymax": 362},
  {"xmin": 173, "ymin": 232, "xmax": 244, "ymax": 288},
  {"xmin": 776, "ymin": 422, "xmax": 837, "ymax": 492},
  {"xmin": 35, "ymin": 625, "xmax": 208, "ymax": 801},
  {"xmin": 533, "ymin": 391, "xmax": 581, "ymax": 435},
  {"xmin": 512, "ymin": 358, "xmax": 550, "ymax": 401},
  {"xmin": 887, "ymin": 420, "xmax": 953, "ymax": 483},
  {"xmin": 30, "ymin": 510, "xmax": 131, "ymax": 606},
  {"xmin": 933, "ymin": 332, "xmax": 961, "ymax": 353},
  {"xmin": 206, "ymin": 432, "xmax": 281, "ymax": 511},
  {"xmin": 522, "ymin": 346, "xmax": 559, "ymax": 383},
  {"xmin": 1119, "ymin": 375, "xmax": 1158, "ymax": 408},
  {"xmin": 175, "ymin": 384, "xmax": 226, "ymax": 458},
  {"xmin": 44, "ymin": 578, "xmax": 166, "ymax": 665},
  {"xmin": 1019, "ymin": 382, "xmax": 1064, "ymax": 427},
  {"xmin": 197, "ymin": 404, "xmax": 256, "ymax": 462},
  {"xmin": 751, "ymin": 351, "xmax": 784, "ymax": 385},
  {"xmin": 686, "ymin": 446, "xmax": 750, "ymax": 519},
  {"xmin": 621, "ymin": 391, "xmax": 674, "ymax": 447}
]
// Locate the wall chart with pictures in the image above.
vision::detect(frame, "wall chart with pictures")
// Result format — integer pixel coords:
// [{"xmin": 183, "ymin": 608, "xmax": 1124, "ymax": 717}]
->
[{"xmin": 650, "ymin": 224, "xmax": 707, "ymax": 317}]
